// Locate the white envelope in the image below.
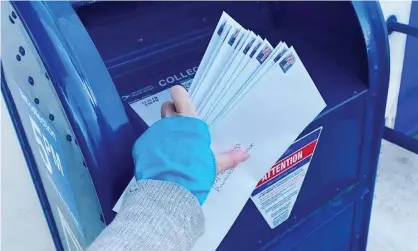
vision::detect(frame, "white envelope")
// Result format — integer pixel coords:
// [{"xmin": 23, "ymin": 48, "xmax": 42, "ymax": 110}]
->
[
  {"xmin": 201, "ymin": 33, "xmax": 260, "ymax": 120},
  {"xmin": 191, "ymin": 47, "xmax": 326, "ymax": 251},
  {"xmin": 207, "ymin": 39, "xmax": 272, "ymax": 125},
  {"xmin": 204, "ymin": 36, "xmax": 263, "ymax": 124},
  {"xmin": 189, "ymin": 12, "xmax": 231, "ymax": 95},
  {"xmin": 190, "ymin": 17, "xmax": 234, "ymax": 101},
  {"xmin": 198, "ymin": 31, "xmax": 256, "ymax": 118},
  {"xmin": 196, "ymin": 29, "xmax": 249, "ymax": 114},
  {"xmin": 191, "ymin": 22, "xmax": 245, "ymax": 110},
  {"xmin": 212, "ymin": 43, "xmax": 289, "ymax": 126}
]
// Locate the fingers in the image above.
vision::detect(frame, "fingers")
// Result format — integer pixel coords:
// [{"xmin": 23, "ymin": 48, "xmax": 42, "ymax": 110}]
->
[
  {"xmin": 215, "ymin": 149, "xmax": 249, "ymax": 174},
  {"xmin": 161, "ymin": 101, "xmax": 178, "ymax": 118},
  {"xmin": 170, "ymin": 85, "xmax": 197, "ymax": 117}
]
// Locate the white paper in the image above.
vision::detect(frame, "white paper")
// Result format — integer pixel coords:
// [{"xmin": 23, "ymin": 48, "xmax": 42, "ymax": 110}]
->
[
  {"xmin": 212, "ymin": 43, "xmax": 289, "ymax": 126},
  {"xmin": 204, "ymin": 36, "xmax": 263, "ymax": 124},
  {"xmin": 196, "ymin": 30, "xmax": 249, "ymax": 115},
  {"xmin": 192, "ymin": 22, "xmax": 244, "ymax": 110},
  {"xmin": 188, "ymin": 12, "xmax": 231, "ymax": 95},
  {"xmin": 190, "ymin": 17, "xmax": 233, "ymax": 101},
  {"xmin": 209, "ymin": 40, "xmax": 273, "ymax": 126},
  {"xmin": 209, "ymin": 39, "xmax": 273, "ymax": 126},
  {"xmin": 241, "ymin": 42, "xmax": 288, "ymax": 96},
  {"xmin": 191, "ymin": 47, "xmax": 326, "ymax": 251},
  {"xmin": 198, "ymin": 31, "xmax": 256, "ymax": 119}
]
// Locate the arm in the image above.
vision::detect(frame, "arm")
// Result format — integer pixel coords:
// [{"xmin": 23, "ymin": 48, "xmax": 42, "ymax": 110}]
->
[
  {"xmin": 88, "ymin": 86, "xmax": 248, "ymax": 251},
  {"xmin": 87, "ymin": 180, "xmax": 204, "ymax": 251}
]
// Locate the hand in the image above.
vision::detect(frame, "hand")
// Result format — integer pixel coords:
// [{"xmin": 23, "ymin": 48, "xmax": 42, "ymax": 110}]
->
[
  {"xmin": 133, "ymin": 85, "xmax": 249, "ymax": 204},
  {"xmin": 161, "ymin": 85, "xmax": 249, "ymax": 174}
]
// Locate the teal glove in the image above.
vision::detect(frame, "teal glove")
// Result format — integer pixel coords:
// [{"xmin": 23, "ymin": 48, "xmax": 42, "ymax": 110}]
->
[{"xmin": 133, "ymin": 116, "xmax": 216, "ymax": 204}]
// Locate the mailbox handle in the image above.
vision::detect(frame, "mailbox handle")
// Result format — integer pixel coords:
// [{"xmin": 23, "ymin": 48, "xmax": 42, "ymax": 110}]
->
[{"xmin": 386, "ymin": 15, "xmax": 418, "ymax": 37}]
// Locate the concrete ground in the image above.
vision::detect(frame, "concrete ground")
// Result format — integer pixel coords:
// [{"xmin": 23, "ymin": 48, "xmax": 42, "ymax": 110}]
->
[
  {"xmin": 1, "ymin": 96, "xmax": 55, "ymax": 250},
  {"xmin": 1, "ymin": 95, "xmax": 418, "ymax": 250},
  {"xmin": 367, "ymin": 140, "xmax": 418, "ymax": 251}
]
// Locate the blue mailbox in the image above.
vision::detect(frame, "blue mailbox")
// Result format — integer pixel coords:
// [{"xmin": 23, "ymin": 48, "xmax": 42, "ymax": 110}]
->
[
  {"xmin": 394, "ymin": 2, "xmax": 418, "ymax": 139},
  {"xmin": 1, "ymin": 1, "xmax": 389, "ymax": 251}
]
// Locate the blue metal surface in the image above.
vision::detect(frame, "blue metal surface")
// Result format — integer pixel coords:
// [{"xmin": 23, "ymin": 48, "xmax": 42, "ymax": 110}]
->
[
  {"xmin": 384, "ymin": 127, "xmax": 418, "ymax": 154},
  {"xmin": 350, "ymin": 2, "xmax": 390, "ymax": 250},
  {"xmin": 387, "ymin": 15, "xmax": 418, "ymax": 36},
  {"xmin": 11, "ymin": 1, "xmax": 135, "ymax": 224},
  {"xmin": 21, "ymin": 86, "xmax": 82, "ymax": 227},
  {"xmin": 2, "ymin": 1, "xmax": 389, "ymax": 250},
  {"xmin": 1, "ymin": 68, "xmax": 64, "ymax": 251},
  {"xmin": 2, "ymin": 2, "xmax": 107, "ymax": 249},
  {"xmin": 395, "ymin": 2, "xmax": 418, "ymax": 138}
]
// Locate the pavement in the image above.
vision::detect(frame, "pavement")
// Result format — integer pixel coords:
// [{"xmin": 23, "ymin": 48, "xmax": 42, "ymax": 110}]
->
[{"xmin": 368, "ymin": 140, "xmax": 418, "ymax": 251}]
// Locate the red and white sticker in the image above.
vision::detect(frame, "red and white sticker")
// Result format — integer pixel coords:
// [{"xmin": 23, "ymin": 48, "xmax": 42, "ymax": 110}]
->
[{"xmin": 251, "ymin": 127, "xmax": 322, "ymax": 228}]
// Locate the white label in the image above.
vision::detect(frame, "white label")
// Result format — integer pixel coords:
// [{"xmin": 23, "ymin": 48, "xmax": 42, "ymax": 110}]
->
[
  {"xmin": 251, "ymin": 127, "xmax": 322, "ymax": 228},
  {"xmin": 130, "ymin": 88, "xmax": 171, "ymax": 126},
  {"xmin": 129, "ymin": 79, "xmax": 193, "ymax": 126}
]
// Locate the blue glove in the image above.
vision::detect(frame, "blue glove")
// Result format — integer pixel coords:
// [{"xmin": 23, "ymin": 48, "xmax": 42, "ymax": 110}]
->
[{"xmin": 133, "ymin": 116, "xmax": 216, "ymax": 204}]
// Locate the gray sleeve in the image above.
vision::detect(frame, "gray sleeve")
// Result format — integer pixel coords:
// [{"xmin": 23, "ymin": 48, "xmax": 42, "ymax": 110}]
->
[{"xmin": 87, "ymin": 180, "xmax": 205, "ymax": 251}]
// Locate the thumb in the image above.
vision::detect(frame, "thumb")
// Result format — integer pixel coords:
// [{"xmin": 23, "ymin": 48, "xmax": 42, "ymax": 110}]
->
[{"xmin": 215, "ymin": 149, "xmax": 250, "ymax": 174}]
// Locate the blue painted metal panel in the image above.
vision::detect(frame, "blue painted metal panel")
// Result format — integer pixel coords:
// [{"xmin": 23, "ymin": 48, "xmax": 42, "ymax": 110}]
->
[
  {"xmin": 384, "ymin": 127, "xmax": 418, "ymax": 154},
  {"xmin": 395, "ymin": 2, "xmax": 418, "ymax": 138},
  {"xmin": 1, "ymin": 70, "xmax": 64, "ymax": 251},
  {"xmin": 10, "ymin": 1, "xmax": 136, "ymax": 224},
  {"xmin": 1, "ymin": 2, "xmax": 108, "ymax": 249},
  {"xmin": 1, "ymin": 1, "xmax": 389, "ymax": 250}
]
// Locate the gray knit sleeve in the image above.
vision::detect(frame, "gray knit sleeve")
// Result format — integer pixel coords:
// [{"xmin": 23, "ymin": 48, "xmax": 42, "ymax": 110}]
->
[{"xmin": 87, "ymin": 180, "xmax": 205, "ymax": 251}]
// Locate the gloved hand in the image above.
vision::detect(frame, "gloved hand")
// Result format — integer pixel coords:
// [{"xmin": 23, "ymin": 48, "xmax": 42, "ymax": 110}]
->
[{"xmin": 133, "ymin": 85, "xmax": 249, "ymax": 204}]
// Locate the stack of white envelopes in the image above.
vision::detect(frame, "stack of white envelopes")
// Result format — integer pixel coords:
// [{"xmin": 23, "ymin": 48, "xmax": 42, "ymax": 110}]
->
[
  {"xmin": 189, "ymin": 12, "xmax": 288, "ymax": 128},
  {"xmin": 188, "ymin": 13, "xmax": 326, "ymax": 250}
]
